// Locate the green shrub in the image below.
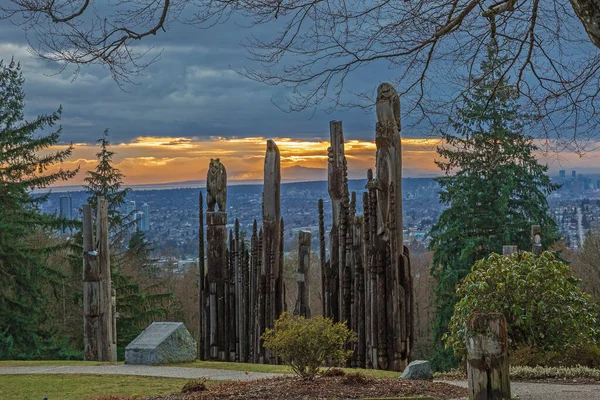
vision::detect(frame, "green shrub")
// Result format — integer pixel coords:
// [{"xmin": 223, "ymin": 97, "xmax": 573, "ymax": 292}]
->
[
  {"xmin": 445, "ymin": 251, "xmax": 598, "ymax": 358},
  {"xmin": 511, "ymin": 344, "xmax": 600, "ymax": 368},
  {"xmin": 262, "ymin": 312, "xmax": 356, "ymax": 380}
]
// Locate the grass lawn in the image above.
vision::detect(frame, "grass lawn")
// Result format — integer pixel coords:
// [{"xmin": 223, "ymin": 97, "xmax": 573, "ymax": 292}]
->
[
  {"xmin": 0, "ymin": 374, "xmax": 198, "ymax": 400},
  {"xmin": 172, "ymin": 360, "xmax": 403, "ymax": 378},
  {"xmin": 0, "ymin": 360, "xmax": 121, "ymax": 367}
]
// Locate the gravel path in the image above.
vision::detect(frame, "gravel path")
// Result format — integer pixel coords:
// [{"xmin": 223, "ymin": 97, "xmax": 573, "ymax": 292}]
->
[
  {"xmin": 445, "ymin": 380, "xmax": 600, "ymax": 399},
  {"xmin": 0, "ymin": 365, "xmax": 280, "ymax": 381},
  {"xmin": 3, "ymin": 365, "xmax": 600, "ymax": 399}
]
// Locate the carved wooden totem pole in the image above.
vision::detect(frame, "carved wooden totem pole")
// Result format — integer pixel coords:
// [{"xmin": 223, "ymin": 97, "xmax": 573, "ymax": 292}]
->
[
  {"xmin": 294, "ymin": 231, "xmax": 312, "ymax": 317},
  {"xmin": 204, "ymin": 158, "xmax": 228, "ymax": 360},
  {"xmin": 83, "ymin": 197, "xmax": 116, "ymax": 362},
  {"xmin": 318, "ymin": 83, "xmax": 413, "ymax": 371},
  {"xmin": 367, "ymin": 82, "xmax": 413, "ymax": 370}
]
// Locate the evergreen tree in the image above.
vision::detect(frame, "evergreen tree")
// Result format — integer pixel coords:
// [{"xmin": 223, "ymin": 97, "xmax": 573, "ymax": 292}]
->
[
  {"xmin": 0, "ymin": 59, "xmax": 79, "ymax": 358},
  {"xmin": 428, "ymin": 42, "xmax": 561, "ymax": 370},
  {"xmin": 83, "ymin": 129, "xmax": 130, "ymax": 227}
]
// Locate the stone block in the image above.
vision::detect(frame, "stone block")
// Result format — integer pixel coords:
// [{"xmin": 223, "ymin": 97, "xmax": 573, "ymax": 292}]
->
[
  {"xmin": 400, "ymin": 360, "xmax": 433, "ymax": 380},
  {"xmin": 125, "ymin": 322, "xmax": 197, "ymax": 365}
]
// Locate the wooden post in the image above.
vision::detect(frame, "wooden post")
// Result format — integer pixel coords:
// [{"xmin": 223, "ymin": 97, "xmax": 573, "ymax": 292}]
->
[
  {"xmin": 294, "ymin": 231, "xmax": 312, "ymax": 317},
  {"xmin": 318, "ymin": 199, "xmax": 327, "ymax": 317},
  {"xmin": 205, "ymin": 158, "xmax": 228, "ymax": 360},
  {"xmin": 466, "ymin": 313, "xmax": 511, "ymax": 400},
  {"xmin": 531, "ymin": 225, "xmax": 542, "ymax": 256},
  {"xmin": 83, "ymin": 197, "xmax": 116, "ymax": 362},
  {"xmin": 198, "ymin": 191, "xmax": 207, "ymax": 359},
  {"xmin": 327, "ymin": 121, "xmax": 345, "ymax": 322}
]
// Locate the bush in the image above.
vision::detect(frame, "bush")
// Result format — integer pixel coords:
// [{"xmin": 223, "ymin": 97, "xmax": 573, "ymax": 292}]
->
[
  {"xmin": 342, "ymin": 372, "xmax": 371, "ymax": 385},
  {"xmin": 445, "ymin": 251, "xmax": 598, "ymax": 359},
  {"xmin": 262, "ymin": 312, "xmax": 356, "ymax": 380},
  {"xmin": 511, "ymin": 344, "xmax": 600, "ymax": 368},
  {"xmin": 181, "ymin": 378, "xmax": 208, "ymax": 393}
]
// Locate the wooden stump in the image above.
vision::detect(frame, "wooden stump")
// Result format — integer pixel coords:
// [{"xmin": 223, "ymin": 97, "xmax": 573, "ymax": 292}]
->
[{"xmin": 466, "ymin": 313, "xmax": 511, "ymax": 400}]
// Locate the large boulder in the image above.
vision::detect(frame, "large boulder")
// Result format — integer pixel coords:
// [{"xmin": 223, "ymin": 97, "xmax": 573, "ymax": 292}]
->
[
  {"xmin": 400, "ymin": 360, "xmax": 433, "ymax": 380},
  {"xmin": 125, "ymin": 322, "xmax": 196, "ymax": 365}
]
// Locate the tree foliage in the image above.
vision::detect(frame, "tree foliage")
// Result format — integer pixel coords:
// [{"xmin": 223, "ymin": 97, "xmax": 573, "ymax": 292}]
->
[
  {"xmin": 428, "ymin": 42, "xmax": 561, "ymax": 370},
  {"xmin": 445, "ymin": 251, "xmax": 598, "ymax": 358},
  {"xmin": 3, "ymin": 0, "xmax": 600, "ymax": 145},
  {"xmin": 0, "ymin": 59, "xmax": 78, "ymax": 358},
  {"xmin": 262, "ymin": 312, "xmax": 356, "ymax": 380}
]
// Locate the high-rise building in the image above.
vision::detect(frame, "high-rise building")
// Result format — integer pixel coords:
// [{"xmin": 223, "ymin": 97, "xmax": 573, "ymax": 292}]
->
[
  {"xmin": 134, "ymin": 211, "xmax": 144, "ymax": 231},
  {"xmin": 572, "ymin": 170, "xmax": 577, "ymax": 178},
  {"xmin": 59, "ymin": 195, "xmax": 72, "ymax": 234},
  {"xmin": 126, "ymin": 200, "xmax": 136, "ymax": 216},
  {"xmin": 59, "ymin": 195, "xmax": 72, "ymax": 220},
  {"xmin": 559, "ymin": 170, "xmax": 566, "ymax": 178},
  {"xmin": 141, "ymin": 203, "xmax": 150, "ymax": 231}
]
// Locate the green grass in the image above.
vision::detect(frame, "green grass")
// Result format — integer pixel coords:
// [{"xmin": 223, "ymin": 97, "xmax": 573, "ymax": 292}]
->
[
  {"xmin": 0, "ymin": 360, "xmax": 122, "ymax": 367},
  {"xmin": 0, "ymin": 374, "xmax": 195, "ymax": 400},
  {"xmin": 172, "ymin": 360, "xmax": 402, "ymax": 378}
]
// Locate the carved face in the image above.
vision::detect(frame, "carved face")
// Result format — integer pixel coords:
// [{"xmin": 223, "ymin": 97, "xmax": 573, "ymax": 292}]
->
[
  {"xmin": 208, "ymin": 158, "xmax": 223, "ymax": 175},
  {"xmin": 377, "ymin": 82, "xmax": 396, "ymax": 100}
]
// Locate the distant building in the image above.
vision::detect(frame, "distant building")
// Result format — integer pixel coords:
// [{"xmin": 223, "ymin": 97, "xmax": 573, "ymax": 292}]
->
[
  {"xmin": 134, "ymin": 211, "xmax": 144, "ymax": 231},
  {"xmin": 141, "ymin": 203, "xmax": 150, "ymax": 231},
  {"xmin": 126, "ymin": 200, "xmax": 136, "ymax": 216},
  {"xmin": 559, "ymin": 170, "xmax": 566, "ymax": 178},
  {"xmin": 59, "ymin": 195, "xmax": 72, "ymax": 234},
  {"xmin": 59, "ymin": 195, "xmax": 72, "ymax": 220},
  {"xmin": 572, "ymin": 170, "xmax": 577, "ymax": 178}
]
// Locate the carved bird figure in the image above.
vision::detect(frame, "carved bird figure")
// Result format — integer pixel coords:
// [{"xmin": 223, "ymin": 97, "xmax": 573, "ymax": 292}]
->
[{"xmin": 376, "ymin": 82, "xmax": 400, "ymax": 133}]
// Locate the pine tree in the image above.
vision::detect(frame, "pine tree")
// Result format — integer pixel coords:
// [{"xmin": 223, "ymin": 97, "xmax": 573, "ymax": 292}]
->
[
  {"xmin": 0, "ymin": 59, "xmax": 79, "ymax": 358},
  {"xmin": 428, "ymin": 42, "xmax": 561, "ymax": 370},
  {"xmin": 83, "ymin": 129, "xmax": 130, "ymax": 227}
]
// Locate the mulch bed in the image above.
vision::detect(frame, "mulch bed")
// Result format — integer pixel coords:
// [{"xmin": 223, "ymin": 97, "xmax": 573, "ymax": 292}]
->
[{"xmin": 107, "ymin": 375, "xmax": 467, "ymax": 400}]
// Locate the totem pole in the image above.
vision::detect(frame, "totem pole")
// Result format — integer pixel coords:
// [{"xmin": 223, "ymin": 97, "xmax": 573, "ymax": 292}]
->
[
  {"xmin": 294, "ymin": 231, "xmax": 312, "ymax": 317},
  {"xmin": 366, "ymin": 82, "xmax": 413, "ymax": 370},
  {"xmin": 83, "ymin": 197, "xmax": 116, "ymax": 362},
  {"xmin": 262, "ymin": 139, "xmax": 284, "ymax": 362},
  {"xmin": 205, "ymin": 158, "xmax": 228, "ymax": 360}
]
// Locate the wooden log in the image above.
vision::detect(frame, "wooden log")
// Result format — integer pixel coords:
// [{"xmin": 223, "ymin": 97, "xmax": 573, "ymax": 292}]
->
[
  {"xmin": 198, "ymin": 191, "xmax": 207, "ymax": 359},
  {"xmin": 466, "ymin": 313, "xmax": 511, "ymax": 400},
  {"xmin": 294, "ymin": 231, "xmax": 312, "ymax": 317},
  {"xmin": 531, "ymin": 225, "xmax": 542, "ymax": 255},
  {"xmin": 318, "ymin": 199, "xmax": 327, "ymax": 317},
  {"xmin": 205, "ymin": 159, "xmax": 229, "ymax": 361},
  {"xmin": 327, "ymin": 121, "xmax": 345, "ymax": 322},
  {"xmin": 362, "ymin": 191, "xmax": 373, "ymax": 368},
  {"xmin": 249, "ymin": 220, "xmax": 258, "ymax": 362},
  {"xmin": 263, "ymin": 139, "xmax": 282, "ymax": 334},
  {"xmin": 83, "ymin": 197, "xmax": 116, "ymax": 362}
]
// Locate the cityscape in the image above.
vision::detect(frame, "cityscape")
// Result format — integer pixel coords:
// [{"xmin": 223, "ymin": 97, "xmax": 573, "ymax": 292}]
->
[{"xmin": 43, "ymin": 171, "xmax": 600, "ymax": 268}]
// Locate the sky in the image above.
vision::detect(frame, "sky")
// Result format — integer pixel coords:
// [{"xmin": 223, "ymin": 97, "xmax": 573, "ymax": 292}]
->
[{"xmin": 0, "ymin": 13, "xmax": 598, "ymax": 186}]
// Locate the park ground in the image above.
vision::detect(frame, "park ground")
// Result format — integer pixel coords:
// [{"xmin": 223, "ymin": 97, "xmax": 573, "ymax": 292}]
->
[{"xmin": 2, "ymin": 360, "xmax": 600, "ymax": 399}]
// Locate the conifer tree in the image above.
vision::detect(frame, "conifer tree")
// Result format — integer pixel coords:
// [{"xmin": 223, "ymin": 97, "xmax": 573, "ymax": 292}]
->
[
  {"xmin": 83, "ymin": 129, "xmax": 130, "ymax": 227},
  {"xmin": 0, "ymin": 59, "xmax": 78, "ymax": 358},
  {"xmin": 428, "ymin": 41, "xmax": 561, "ymax": 370}
]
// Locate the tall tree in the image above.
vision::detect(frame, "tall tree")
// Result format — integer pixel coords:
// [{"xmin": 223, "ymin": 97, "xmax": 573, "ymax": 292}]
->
[
  {"xmin": 428, "ymin": 41, "xmax": 561, "ymax": 371},
  {"xmin": 3, "ymin": 0, "xmax": 600, "ymax": 146},
  {"xmin": 83, "ymin": 129, "xmax": 130, "ymax": 227},
  {"xmin": 0, "ymin": 59, "xmax": 78, "ymax": 358}
]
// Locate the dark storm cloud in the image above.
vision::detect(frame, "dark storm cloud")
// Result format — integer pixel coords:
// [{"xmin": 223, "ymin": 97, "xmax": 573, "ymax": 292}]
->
[{"xmin": 0, "ymin": 17, "xmax": 385, "ymax": 145}]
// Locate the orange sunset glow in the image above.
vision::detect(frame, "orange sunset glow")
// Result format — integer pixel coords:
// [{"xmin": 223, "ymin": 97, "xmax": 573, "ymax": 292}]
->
[{"xmin": 44, "ymin": 136, "xmax": 597, "ymax": 187}]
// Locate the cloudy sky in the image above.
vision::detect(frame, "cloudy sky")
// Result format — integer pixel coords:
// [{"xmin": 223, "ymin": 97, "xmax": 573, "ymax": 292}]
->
[{"xmin": 0, "ymin": 12, "xmax": 597, "ymax": 185}]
